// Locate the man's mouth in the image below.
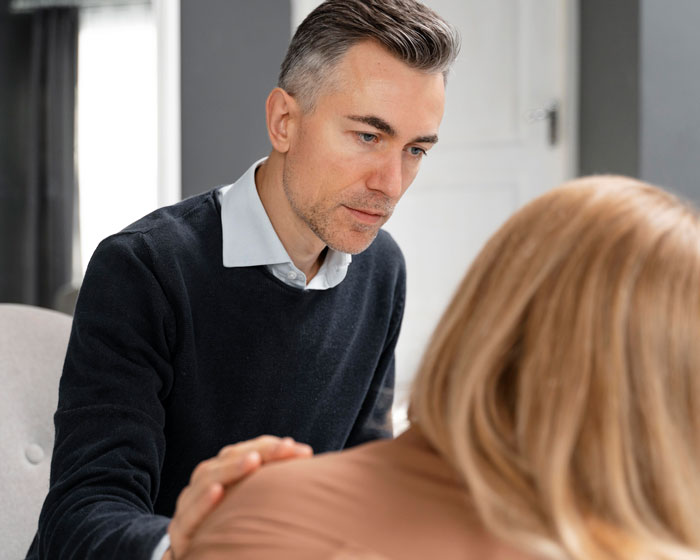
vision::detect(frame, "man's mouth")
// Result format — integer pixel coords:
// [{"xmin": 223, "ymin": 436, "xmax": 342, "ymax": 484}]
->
[{"xmin": 344, "ymin": 206, "xmax": 386, "ymax": 225}]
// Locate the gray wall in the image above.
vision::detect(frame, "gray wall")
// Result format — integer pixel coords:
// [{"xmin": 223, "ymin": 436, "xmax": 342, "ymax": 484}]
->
[
  {"xmin": 579, "ymin": 0, "xmax": 700, "ymax": 203},
  {"xmin": 180, "ymin": 0, "xmax": 291, "ymax": 198},
  {"xmin": 578, "ymin": 0, "xmax": 639, "ymax": 178},
  {"xmin": 640, "ymin": 0, "xmax": 700, "ymax": 201}
]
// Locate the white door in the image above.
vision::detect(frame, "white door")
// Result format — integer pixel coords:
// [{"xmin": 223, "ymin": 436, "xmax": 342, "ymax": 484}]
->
[
  {"xmin": 386, "ymin": 0, "xmax": 578, "ymax": 428},
  {"xmin": 291, "ymin": 0, "xmax": 578, "ymax": 429}
]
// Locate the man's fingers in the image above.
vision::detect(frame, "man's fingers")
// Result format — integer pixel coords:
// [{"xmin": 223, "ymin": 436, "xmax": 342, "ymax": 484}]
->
[
  {"xmin": 169, "ymin": 451, "xmax": 262, "ymax": 553},
  {"xmin": 184, "ymin": 438, "xmax": 311, "ymax": 514},
  {"xmin": 171, "ymin": 481, "xmax": 222, "ymax": 535},
  {"xmin": 185, "ymin": 436, "xmax": 312, "ymax": 505},
  {"xmin": 190, "ymin": 449, "xmax": 263, "ymax": 490},
  {"xmin": 217, "ymin": 435, "xmax": 312, "ymax": 462},
  {"xmin": 177, "ymin": 452, "xmax": 261, "ymax": 526},
  {"xmin": 263, "ymin": 437, "xmax": 313, "ymax": 461}
]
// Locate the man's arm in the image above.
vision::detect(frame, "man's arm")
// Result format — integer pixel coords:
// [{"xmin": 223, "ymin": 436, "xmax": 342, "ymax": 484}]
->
[
  {"xmin": 29, "ymin": 233, "xmax": 312, "ymax": 559},
  {"xmin": 29, "ymin": 233, "xmax": 176, "ymax": 559}
]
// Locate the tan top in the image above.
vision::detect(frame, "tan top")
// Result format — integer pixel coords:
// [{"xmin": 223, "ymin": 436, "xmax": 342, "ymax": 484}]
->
[{"xmin": 185, "ymin": 428, "xmax": 534, "ymax": 560}]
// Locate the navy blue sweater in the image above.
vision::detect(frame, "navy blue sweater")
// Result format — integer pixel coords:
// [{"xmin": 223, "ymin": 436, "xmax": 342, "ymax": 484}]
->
[{"xmin": 28, "ymin": 190, "xmax": 405, "ymax": 559}]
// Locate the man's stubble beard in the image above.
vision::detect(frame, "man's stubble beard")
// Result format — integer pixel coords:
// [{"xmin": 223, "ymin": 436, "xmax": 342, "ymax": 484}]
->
[{"xmin": 282, "ymin": 166, "xmax": 394, "ymax": 255}]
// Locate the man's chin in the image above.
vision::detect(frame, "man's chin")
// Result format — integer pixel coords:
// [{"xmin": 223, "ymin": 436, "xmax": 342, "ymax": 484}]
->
[{"xmin": 323, "ymin": 229, "xmax": 381, "ymax": 255}]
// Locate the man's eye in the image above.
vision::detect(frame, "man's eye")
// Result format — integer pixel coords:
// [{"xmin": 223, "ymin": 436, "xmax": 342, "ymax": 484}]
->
[
  {"xmin": 408, "ymin": 146, "xmax": 427, "ymax": 157},
  {"xmin": 358, "ymin": 132, "xmax": 378, "ymax": 143}
]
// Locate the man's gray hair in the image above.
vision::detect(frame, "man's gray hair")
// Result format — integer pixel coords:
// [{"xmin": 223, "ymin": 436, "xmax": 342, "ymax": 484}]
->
[{"xmin": 278, "ymin": 0, "xmax": 460, "ymax": 112}]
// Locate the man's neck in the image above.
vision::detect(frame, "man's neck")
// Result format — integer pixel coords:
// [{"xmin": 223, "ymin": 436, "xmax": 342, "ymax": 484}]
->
[{"xmin": 255, "ymin": 153, "xmax": 327, "ymax": 280}]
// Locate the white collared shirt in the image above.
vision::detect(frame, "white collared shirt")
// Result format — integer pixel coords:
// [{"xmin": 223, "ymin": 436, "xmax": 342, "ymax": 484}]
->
[{"xmin": 218, "ymin": 157, "xmax": 352, "ymax": 290}]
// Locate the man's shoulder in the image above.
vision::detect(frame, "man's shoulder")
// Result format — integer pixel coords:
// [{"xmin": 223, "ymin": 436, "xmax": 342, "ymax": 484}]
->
[
  {"xmin": 121, "ymin": 190, "xmax": 219, "ymax": 238},
  {"xmin": 81, "ymin": 190, "xmax": 223, "ymax": 286},
  {"xmin": 97, "ymin": 190, "xmax": 220, "ymax": 254}
]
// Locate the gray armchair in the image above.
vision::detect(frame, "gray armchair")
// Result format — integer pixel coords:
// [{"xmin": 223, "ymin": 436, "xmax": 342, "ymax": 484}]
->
[{"xmin": 0, "ymin": 304, "xmax": 72, "ymax": 560}]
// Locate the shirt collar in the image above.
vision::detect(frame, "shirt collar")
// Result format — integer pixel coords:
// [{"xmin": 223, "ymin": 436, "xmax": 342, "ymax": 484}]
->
[
  {"xmin": 220, "ymin": 157, "xmax": 290, "ymax": 268},
  {"xmin": 219, "ymin": 158, "xmax": 352, "ymax": 289}
]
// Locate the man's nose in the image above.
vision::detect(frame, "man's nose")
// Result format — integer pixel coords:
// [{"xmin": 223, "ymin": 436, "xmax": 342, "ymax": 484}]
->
[{"xmin": 366, "ymin": 153, "xmax": 404, "ymax": 200}]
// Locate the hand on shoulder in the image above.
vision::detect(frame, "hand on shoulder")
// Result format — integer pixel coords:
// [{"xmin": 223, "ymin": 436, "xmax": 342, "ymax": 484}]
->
[{"xmin": 165, "ymin": 435, "xmax": 313, "ymax": 559}]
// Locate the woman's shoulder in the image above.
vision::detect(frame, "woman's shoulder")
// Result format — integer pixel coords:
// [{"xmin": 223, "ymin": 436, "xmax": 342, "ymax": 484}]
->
[
  {"xmin": 227, "ymin": 437, "xmax": 387, "ymax": 507},
  {"xmin": 189, "ymin": 434, "xmax": 538, "ymax": 560}
]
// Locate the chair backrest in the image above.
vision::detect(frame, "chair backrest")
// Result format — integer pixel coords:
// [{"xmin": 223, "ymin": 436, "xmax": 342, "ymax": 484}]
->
[{"xmin": 0, "ymin": 304, "xmax": 72, "ymax": 560}]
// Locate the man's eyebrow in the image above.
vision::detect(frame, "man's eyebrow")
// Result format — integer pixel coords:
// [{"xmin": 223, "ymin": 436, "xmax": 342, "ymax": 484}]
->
[
  {"xmin": 346, "ymin": 115, "xmax": 396, "ymax": 136},
  {"xmin": 414, "ymin": 134, "xmax": 439, "ymax": 144},
  {"xmin": 345, "ymin": 114, "xmax": 438, "ymax": 144}
]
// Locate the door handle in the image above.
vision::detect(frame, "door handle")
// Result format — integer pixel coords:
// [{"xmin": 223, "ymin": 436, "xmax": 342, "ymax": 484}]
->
[{"xmin": 528, "ymin": 101, "xmax": 559, "ymax": 146}]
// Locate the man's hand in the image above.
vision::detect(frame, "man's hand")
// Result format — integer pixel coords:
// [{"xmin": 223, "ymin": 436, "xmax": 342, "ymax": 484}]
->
[{"xmin": 165, "ymin": 435, "xmax": 313, "ymax": 559}]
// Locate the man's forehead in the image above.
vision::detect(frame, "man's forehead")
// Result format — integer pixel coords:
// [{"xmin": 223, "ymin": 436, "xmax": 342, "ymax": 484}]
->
[{"xmin": 308, "ymin": 41, "xmax": 446, "ymax": 137}]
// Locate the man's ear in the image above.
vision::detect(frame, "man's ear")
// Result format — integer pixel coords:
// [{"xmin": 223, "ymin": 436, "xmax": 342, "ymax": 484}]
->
[{"xmin": 266, "ymin": 87, "xmax": 298, "ymax": 154}]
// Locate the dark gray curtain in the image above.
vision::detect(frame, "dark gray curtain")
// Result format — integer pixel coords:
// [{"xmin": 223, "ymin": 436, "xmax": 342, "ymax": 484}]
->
[{"xmin": 0, "ymin": 5, "xmax": 78, "ymax": 308}]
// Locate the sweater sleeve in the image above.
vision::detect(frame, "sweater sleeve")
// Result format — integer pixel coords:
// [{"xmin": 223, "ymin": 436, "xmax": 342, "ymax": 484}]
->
[
  {"xmin": 344, "ymin": 249, "xmax": 406, "ymax": 447},
  {"xmin": 28, "ymin": 232, "xmax": 175, "ymax": 559}
]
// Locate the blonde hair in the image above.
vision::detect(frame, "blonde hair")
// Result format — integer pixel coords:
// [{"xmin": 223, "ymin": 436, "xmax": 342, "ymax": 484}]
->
[{"xmin": 409, "ymin": 176, "xmax": 700, "ymax": 560}]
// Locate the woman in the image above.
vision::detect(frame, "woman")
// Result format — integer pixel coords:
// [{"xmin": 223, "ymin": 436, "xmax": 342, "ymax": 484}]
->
[{"xmin": 184, "ymin": 176, "xmax": 700, "ymax": 560}]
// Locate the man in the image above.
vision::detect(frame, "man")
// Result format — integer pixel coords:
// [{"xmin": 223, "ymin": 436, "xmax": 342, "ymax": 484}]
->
[{"xmin": 28, "ymin": 1, "xmax": 459, "ymax": 558}]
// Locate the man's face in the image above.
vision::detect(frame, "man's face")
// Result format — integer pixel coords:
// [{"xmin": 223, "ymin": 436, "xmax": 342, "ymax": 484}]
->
[{"xmin": 282, "ymin": 40, "xmax": 446, "ymax": 254}]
